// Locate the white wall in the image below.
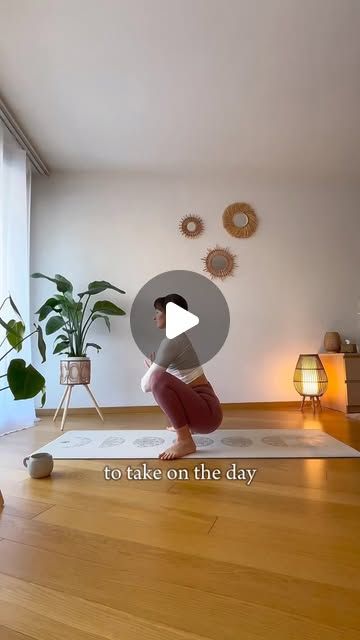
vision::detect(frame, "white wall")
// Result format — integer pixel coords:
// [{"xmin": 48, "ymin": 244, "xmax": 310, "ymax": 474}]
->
[{"xmin": 30, "ymin": 171, "xmax": 360, "ymax": 408}]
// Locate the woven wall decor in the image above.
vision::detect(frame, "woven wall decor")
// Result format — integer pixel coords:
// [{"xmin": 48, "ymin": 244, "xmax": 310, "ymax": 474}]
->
[
  {"xmin": 202, "ymin": 246, "xmax": 237, "ymax": 280},
  {"xmin": 179, "ymin": 214, "xmax": 204, "ymax": 238},
  {"xmin": 223, "ymin": 202, "xmax": 258, "ymax": 238}
]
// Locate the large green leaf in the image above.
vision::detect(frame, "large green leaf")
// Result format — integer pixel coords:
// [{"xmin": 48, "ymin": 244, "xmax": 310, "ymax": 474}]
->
[
  {"xmin": 92, "ymin": 301, "xmax": 125, "ymax": 316},
  {"xmin": 31, "ymin": 272, "xmax": 73, "ymax": 293},
  {"xmin": 85, "ymin": 342, "xmax": 102, "ymax": 353},
  {"xmin": 7, "ymin": 359, "xmax": 46, "ymax": 400},
  {"xmin": 74, "ymin": 301, "xmax": 84, "ymax": 323},
  {"xmin": 76, "ymin": 303, "xmax": 83, "ymax": 317},
  {"xmin": 53, "ymin": 295, "xmax": 79, "ymax": 320},
  {"xmin": 40, "ymin": 388, "xmax": 46, "ymax": 407},
  {"xmin": 35, "ymin": 297, "xmax": 59, "ymax": 320},
  {"xmin": 53, "ymin": 340, "xmax": 70, "ymax": 355},
  {"xmin": 37, "ymin": 325, "xmax": 46, "ymax": 363},
  {"xmin": 0, "ymin": 316, "xmax": 20, "ymax": 338},
  {"xmin": 63, "ymin": 291, "xmax": 76, "ymax": 304},
  {"xmin": 54, "ymin": 333, "xmax": 69, "ymax": 343},
  {"xmin": 92, "ymin": 314, "xmax": 111, "ymax": 332},
  {"xmin": 78, "ymin": 280, "xmax": 125, "ymax": 297},
  {"xmin": 55, "ymin": 293, "xmax": 76, "ymax": 308},
  {"xmin": 55, "ymin": 302, "xmax": 71, "ymax": 319},
  {"xmin": 55, "ymin": 275, "xmax": 73, "ymax": 293},
  {"xmin": 37, "ymin": 305, "xmax": 55, "ymax": 321},
  {"xmin": 45, "ymin": 316, "xmax": 65, "ymax": 335},
  {"xmin": 32, "ymin": 272, "xmax": 55, "ymax": 282},
  {"xmin": 6, "ymin": 320, "xmax": 25, "ymax": 352},
  {"xmin": 9, "ymin": 295, "xmax": 21, "ymax": 318}
]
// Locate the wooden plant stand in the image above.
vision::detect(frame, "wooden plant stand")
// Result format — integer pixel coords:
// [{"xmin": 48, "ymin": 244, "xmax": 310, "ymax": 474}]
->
[{"xmin": 53, "ymin": 384, "xmax": 104, "ymax": 431}]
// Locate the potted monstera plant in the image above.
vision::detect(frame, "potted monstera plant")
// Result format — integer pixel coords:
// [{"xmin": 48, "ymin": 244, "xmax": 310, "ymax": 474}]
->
[
  {"xmin": 0, "ymin": 294, "xmax": 46, "ymax": 510},
  {"xmin": 31, "ymin": 273, "xmax": 125, "ymax": 385},
  {"xmin": 0, "ymin": 294, "xmax": 46, "ymax": 405}
]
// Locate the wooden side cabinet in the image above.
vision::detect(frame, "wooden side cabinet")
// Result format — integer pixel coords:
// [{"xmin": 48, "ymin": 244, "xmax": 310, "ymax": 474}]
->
[{"xmin": 319, "ymin": 353, "xmax": 360, "ymax": 413}]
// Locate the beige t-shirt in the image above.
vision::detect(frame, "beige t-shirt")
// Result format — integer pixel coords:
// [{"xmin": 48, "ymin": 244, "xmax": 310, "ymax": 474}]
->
[{"xmin": 155, "ymin": 333, "xmax": 204, "ymax": 383}]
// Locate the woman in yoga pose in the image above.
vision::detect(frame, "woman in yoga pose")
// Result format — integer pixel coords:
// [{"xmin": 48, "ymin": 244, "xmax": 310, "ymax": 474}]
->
[{"xmin": 141, "ymin": 293, "xmax": 223, "ymax": 460}]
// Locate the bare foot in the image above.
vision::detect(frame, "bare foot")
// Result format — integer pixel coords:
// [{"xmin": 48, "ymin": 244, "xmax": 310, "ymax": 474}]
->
[
  {"xmin": 166, "ymin": 425, "xmax": 176, "ymax": 431},
  {"xmin": 159, "ymin": 438, "xmax": 196, "ymax": 460}
]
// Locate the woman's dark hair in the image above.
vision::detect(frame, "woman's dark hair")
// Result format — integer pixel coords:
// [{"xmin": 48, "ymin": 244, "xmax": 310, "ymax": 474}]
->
[{"xmin": 154, "ymin": 293, "xmax": 188, "ymax": 312}]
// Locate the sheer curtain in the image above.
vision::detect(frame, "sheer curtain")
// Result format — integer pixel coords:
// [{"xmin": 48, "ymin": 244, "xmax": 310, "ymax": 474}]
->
[{"xmin": 0, "ymin": 122, "xmax": 36, "ymax": 435}]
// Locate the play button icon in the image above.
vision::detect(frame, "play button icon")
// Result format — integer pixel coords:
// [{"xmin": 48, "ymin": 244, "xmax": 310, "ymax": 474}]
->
[
  {"xmin": 165, "ymin": 302, "xmax": 199, "ymax": 339},
  {"xmin": 130, "ymin": 269, "xmax": 230, "ymax": 369}
]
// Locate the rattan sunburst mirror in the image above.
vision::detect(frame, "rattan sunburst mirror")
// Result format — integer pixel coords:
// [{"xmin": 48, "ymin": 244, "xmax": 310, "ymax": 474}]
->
[
  {"xmin": 202, "ymin": 246, "xmax": 237, "ymax": 280},
  {"xmin": 223, "ymin": 202, "xmax": 258, "ymax": 238},
  {"xmin": 179, "ymin": 214, "xmax": 204, "ymax": 238}
]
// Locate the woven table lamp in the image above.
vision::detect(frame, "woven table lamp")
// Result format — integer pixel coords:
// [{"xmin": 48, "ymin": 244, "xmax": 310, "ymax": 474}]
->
[{"xmin": 293, "ymin": 354, "xmax": 328, "ymax": 412}]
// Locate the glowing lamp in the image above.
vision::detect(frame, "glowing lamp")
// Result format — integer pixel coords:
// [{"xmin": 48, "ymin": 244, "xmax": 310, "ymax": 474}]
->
[{"xmin": 293, "ymin": 354, "xmax": 328, "ymax": 412}]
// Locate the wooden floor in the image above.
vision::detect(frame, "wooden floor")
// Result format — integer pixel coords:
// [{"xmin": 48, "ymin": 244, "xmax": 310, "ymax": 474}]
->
[{"xmin": 0, "ymin": 406, "xmax": 359, "ymax": 640}]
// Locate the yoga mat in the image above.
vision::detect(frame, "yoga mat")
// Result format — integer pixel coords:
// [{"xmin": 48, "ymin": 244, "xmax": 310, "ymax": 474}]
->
[{"xmin": 30, "ymin": 428, "xmax": 360, "ymax": 459}]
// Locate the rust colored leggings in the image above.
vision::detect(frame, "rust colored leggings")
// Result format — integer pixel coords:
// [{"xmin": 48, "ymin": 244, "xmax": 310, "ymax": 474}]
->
[{"xmin": 150, "ymin": 370, "xmax": 223, "ymax": 434}]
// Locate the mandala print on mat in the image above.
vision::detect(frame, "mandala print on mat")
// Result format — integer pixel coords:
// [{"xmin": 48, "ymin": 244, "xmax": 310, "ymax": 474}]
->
[
  {"xmin": 292, "ymin": 435, "xmax": 326, "ymax": 447},
  {"xmin": 133, "ymin": 437, "xmax": 165, "ymax": 447},
  {"xmin": 261, "ymin": 436, "xmax": 288, "ymax": 447},
  {"xmin": 99, "ymin": 437, "xmax": 126, "ymax": 448},
  {"xmin": 173, "ymin": 436, "xmax": 214, "ymax": 447},
  {"xmin": 221, "ymin": 436, "xmax": 253, "ymax": 447},
  {"xmin": 193, "ymin": 436, "xmax": 214, "ymax": 447},
  {"xmin": 267, "ymin": 434, "xmax": 326, "ymax": 448},
  {"xmin": 57, "ymin": 437, "xmax": 92, "ymax": 448}
]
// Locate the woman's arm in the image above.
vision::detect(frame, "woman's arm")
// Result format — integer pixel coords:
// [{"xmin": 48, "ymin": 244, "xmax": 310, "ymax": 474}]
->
[
  {"xmin": 141, "ymin": 362, "xmax": 165, "ymax": 393},
  {"xmin": 141, "ymin": 337, "xmax": 178, "ymax": 392}
]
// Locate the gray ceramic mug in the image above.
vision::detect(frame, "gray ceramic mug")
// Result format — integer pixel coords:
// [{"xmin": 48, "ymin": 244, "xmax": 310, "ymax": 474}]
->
[{"xmin": 23, "ymin": 452, "xmax": 54, "ymax": 478}]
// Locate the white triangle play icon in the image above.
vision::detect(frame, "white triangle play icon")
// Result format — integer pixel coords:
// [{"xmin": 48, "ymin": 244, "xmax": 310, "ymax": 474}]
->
[{"xmin": 165, "ymin": 302, "xmax": 199, "ymax": 339}]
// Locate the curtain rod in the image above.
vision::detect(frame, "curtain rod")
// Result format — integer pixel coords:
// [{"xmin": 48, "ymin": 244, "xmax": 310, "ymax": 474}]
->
[{"xmin": 0, "ymin": 95, "xmax": 50, "ymax": 176}]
